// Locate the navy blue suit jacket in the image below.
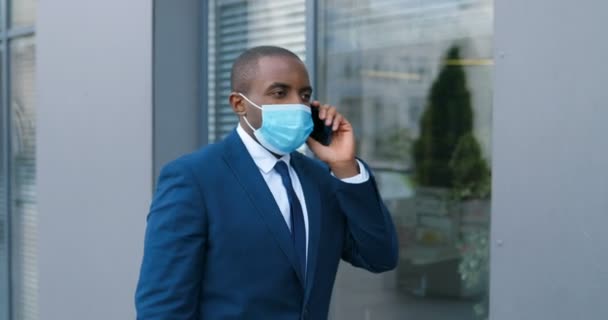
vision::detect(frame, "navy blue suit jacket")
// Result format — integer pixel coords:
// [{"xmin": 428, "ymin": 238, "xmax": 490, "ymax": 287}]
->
[{"xmin": 135, "ymin": 131, "xmax": 398, "ymax": 319}]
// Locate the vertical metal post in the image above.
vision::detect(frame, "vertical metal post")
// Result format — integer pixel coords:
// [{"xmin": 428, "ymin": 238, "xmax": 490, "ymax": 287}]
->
[
  {"xmin": 0, "ymin": 0, "xmax": 12, "ymax": 319},
  {"xmin": 305, "ymin": 0, "xmax": 318, "ymax": 92}
]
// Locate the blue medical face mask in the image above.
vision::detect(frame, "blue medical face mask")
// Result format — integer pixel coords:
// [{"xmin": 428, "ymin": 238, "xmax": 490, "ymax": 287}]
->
[{"xmin": 239, "ymin": 93, "xmax": 314, "ymax": 155}]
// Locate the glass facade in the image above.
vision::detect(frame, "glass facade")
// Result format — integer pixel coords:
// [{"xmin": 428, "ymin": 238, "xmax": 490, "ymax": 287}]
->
[
  {"xmin": 207, "ymin": 0, "xmax": 492, "ymax": 319},
  {"xmin": 10, "ymin": 0, "xmax": 35, "ymax": 29},
  {"xmin": 319, "ymin": 0, "xmax": 493, "ymax": 319},
  {"xmin": 9, "ymin": 35, "xmax": 36, "ymax": 320},
  {"xmin": 0, "ymin": 1, "xmax": 37, "ymax": 320}
]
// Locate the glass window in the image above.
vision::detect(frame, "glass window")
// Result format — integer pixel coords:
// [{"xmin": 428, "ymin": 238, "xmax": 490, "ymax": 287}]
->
[
  {"xmin": 10, "ymin": 0, "xmax": 36, "ymax": 28},
  {"xmin": 207, "ymin": 0, "xmax": 307, "ymax": 142},
  {"xmin": 318, "ymin": 1, "xmax": 493, "ymax": 319},
  {"xmin": 10, "ymin": 36, "xmax": 37, "ymax": 320}
]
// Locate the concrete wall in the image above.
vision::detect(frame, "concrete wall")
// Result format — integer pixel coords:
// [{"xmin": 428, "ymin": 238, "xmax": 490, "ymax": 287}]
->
[
  {"xmin": 491, "ymin": 0, "xmax": 608, "ymax": 319},
  {"xmin": 37, "ymin": 1, "xmax": 153, "ymax": 319}
]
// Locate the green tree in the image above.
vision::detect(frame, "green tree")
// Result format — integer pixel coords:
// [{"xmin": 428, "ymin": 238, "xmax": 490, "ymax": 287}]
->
[
  {"xmin": 413, "ymin": 46, "xmax": 474, "ymax": 188},
  {"xmin": 413, "ymin": 45, "xmax": 491, "ymax": 319},
  {"xmin": 450, "ymin": 133, "xmax": 491, "ymax": 199}
]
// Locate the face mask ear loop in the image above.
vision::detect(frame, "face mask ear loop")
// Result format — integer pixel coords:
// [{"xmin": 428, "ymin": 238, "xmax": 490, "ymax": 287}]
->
[
  {"xmin": 237, "ymin": 92, "xmax": 263, "ymax": 131},
  {"xmin": 238, "ymin": 93, "xmax": 263, "ymax": 110},
  {"xmin": 242, "ymin": 113, "xmax": 257, "ymax": 131}
]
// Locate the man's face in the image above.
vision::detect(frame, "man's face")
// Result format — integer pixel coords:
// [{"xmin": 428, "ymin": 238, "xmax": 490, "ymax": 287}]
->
[{"xmin": 233, "ymin": 55, "xmax": 313, "ymax": 130}]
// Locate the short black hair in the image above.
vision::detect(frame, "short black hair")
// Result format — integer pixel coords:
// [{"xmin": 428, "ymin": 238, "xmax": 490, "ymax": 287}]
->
[{"xmin": 230, "ymin": 46, "xmax": 302, "ymax": 94}]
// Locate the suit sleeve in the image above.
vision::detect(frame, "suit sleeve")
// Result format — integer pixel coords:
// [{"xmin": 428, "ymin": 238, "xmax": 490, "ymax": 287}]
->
[
  {"xmin": 135, "ymin": 159, "xmax": 207, "ymax": 319},
  {"xmin": 336, "ymin": 161, "xmax": 399, "ymax": 273}
]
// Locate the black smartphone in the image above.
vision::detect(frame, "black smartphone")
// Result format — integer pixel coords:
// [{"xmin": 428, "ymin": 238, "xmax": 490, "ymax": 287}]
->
[{"xmin": 310, "ymin": 107, "xmax": 333, "ymax": 146}]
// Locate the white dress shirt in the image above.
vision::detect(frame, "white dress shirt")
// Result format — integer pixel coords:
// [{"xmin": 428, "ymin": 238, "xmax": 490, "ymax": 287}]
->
[{"xmin": 236, "ymin": 125, "xmax": 369, "ymax": 261}]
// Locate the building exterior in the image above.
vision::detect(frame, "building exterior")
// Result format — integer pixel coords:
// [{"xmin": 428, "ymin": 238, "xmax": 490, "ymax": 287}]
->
[{"xmin": 0, "ymin": 0, "xmax": 606, "ymax": 319}]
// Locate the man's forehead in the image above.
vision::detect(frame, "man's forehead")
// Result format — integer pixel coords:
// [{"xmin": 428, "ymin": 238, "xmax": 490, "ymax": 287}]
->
[{"xmin": 254, "ymin": 55, "xmax": 310, "ymax": 85}]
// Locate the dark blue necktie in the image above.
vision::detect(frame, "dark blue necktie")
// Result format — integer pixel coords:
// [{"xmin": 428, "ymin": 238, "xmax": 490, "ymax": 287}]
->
[{"xmin": 274, "ymin": 161, "xmax": 306, "ymax": 279}]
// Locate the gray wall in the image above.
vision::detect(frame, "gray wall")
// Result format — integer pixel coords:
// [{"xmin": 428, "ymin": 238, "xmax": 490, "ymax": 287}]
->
[
  {"xmin": 491, "ymin": 1, "xmax": 608, "ymax": 319},
  {"xmin": 37, "ymin": 1, "xmax": 153, "ymax": 319}
]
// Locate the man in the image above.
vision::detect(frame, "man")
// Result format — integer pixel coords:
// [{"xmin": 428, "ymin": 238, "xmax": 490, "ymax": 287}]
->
[{"xmin": 135, "ymin": 46, "xmax": 398, "ymax": 319}]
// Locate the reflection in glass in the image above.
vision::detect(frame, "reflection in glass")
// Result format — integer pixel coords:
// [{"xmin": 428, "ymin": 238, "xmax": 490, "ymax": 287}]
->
[
  {"xmin": 10, "ymin": 0, "xmax": 37, "ymax": 28},
  {"xmin": 319, "ymin": 1, "xmax": 493, "ymax": 319},
  {"xmin": 10, "ymin": 36, "xmax": 37, "ymax": 320}
]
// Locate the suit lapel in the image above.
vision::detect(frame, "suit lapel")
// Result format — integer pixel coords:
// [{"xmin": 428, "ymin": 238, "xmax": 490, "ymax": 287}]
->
[
  {"xmin": 291, "ymin": 153, "xmax": 322, "ymax": 305},
  {"xmin": 222, "ymin": 131, "xmax": 305, "ymax": 286}
]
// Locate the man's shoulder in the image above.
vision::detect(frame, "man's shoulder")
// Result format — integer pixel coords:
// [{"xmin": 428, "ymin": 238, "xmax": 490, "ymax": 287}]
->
[{"xmin": 161, "ymin": 141, "xmax": 226, "ymax": 175}]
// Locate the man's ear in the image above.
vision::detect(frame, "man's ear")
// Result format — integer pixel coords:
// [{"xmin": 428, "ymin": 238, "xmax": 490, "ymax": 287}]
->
[{"xmin": 229, "ymin": 92, "xmax": 247, "ymax": 116}]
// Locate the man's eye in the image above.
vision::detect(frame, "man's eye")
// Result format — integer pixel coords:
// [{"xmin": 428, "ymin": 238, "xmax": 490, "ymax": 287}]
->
[
  {"xmin": 272, "ymin": 91, "xmax": 286, "ymax": 98},
  {"xmin": 302, "ymin": 93, "xmax": 312, "ymax": 102}
]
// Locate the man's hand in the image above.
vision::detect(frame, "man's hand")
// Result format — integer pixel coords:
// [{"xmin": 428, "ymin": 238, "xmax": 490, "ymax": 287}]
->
[{"xmin": 307, "ymin": 101, "xmax": 359, "ymax": 179}]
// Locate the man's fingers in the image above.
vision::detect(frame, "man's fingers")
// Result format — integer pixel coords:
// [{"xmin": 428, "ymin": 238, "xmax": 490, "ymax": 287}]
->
[
  {"xmin": 332, "ymin": 114, "xmax": 343, "ymax": 131},
  {"xmin": 319, "ymin": 104, "xmax": 327, "ymax": 120},
  {"xmin": 324, "ymin": 105, "xmax": 337, "ymax": 126},
  {"xmin": 314, "ymin": 103, "xmax": 346, "ymax": 131}
]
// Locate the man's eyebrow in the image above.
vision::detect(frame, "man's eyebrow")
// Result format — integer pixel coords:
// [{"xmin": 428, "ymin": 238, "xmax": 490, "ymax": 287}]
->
[
  {"xmin": 266, "ymin": 82, "xmax": 291, "ymax": 91},
  {"xmin": 300, "ymin": 86, "xmax": 313, "ymax": 93},
  {"xmin": 265, "ymin": 83, "xmax": 313, "ymax": 93}
]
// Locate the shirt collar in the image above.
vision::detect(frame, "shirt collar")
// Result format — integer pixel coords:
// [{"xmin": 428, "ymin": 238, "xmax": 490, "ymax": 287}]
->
[{"xmin": 236, "ymin": 124, "xmax": 291, "ymax": 174}]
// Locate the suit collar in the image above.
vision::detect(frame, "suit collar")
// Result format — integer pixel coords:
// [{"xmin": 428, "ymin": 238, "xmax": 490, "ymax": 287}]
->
[
  {"xmin": 222, "ymin": 130, "xmax": 305, "ymax": 286},
  {"xmin": 222, "ymin": 130, "xmax": 324, "ymax": 297}
]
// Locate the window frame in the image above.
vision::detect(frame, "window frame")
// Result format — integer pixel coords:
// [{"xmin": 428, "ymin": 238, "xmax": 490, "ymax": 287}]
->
[{"xmin": 0, "ymin": 0, "xmax": 36, "ymax": 319}]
